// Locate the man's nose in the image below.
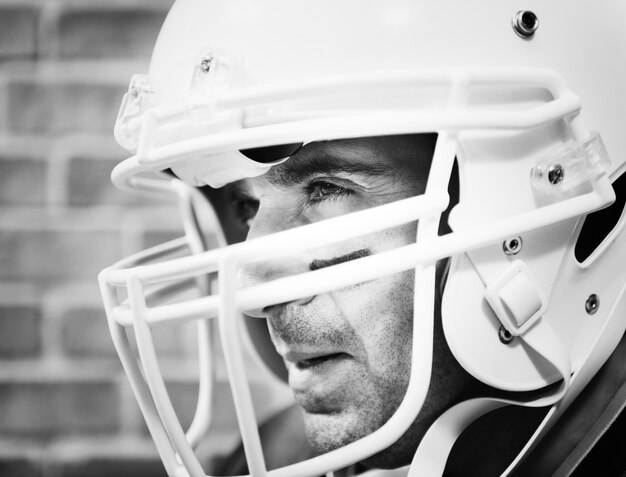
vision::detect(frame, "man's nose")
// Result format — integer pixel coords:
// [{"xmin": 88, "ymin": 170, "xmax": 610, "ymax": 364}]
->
[{"xmin": 237, "ymin": 207, "xmax": 314, "ymax": 317}]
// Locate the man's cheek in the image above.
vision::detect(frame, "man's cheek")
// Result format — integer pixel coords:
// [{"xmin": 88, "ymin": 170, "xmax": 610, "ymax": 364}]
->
[
  {"xmin": 345, "ymin": 276, "xmax": 414, "ymax": 358},
  {"xmin": 335, "ymin": 272, "xmax": 413, "ymax": 318}
]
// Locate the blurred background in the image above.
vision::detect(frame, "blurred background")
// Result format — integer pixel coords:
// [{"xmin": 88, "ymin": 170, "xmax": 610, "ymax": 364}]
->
[{"xmin": 0, "ymin": 0, "xmax": 291, "ymax": 475}]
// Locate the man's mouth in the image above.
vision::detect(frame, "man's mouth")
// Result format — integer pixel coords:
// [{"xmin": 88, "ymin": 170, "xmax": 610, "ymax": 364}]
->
[
  {"xmin": 284, "ymin": 349, "xmax": 356, "ymax": 403},
  {"xmin": 283, "ymin": 350, "xmax": 351, "ymax": 369},
  {"xmin": 296, "ymin": 352, "xmax": 349, "ymax": 369}
]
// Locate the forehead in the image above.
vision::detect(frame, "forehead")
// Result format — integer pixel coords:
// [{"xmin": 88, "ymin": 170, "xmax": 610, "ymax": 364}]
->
[{"xmin": 264, "ymin": 134, "xmax": 436, "ymax": 187}]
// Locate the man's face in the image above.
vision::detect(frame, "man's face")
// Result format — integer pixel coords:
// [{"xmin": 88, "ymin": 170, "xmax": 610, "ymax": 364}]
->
[{"xmin": 231, "ymin": 135, "xmax": 468, "ymax": 466}]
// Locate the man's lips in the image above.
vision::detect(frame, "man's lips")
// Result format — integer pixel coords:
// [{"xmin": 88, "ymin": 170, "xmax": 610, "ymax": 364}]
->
[
  {"xmin": 283, "ymin": 350, "xmax": 351, "ymax": 369},
  {"xmin": 285, "ymin": 350, "xmax": 355, "ymax": 409}
]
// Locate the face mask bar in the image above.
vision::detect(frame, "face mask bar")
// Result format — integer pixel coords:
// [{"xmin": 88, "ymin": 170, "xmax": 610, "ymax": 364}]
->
[
  {"xmin": 101, "ymin": 70, "xmax": 617, "ymax": 477},
  {"xmin": 100, "ymin": 175, "xmax": 227, "ymax": 477},
  {"xmin": 112, "ymin": 68, "xmax": 583, "ymax": 193}
]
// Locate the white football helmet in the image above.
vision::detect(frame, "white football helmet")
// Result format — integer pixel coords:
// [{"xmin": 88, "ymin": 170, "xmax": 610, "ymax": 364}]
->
[{"xmin": 99, "ymin": 0, "xmax": 626, "ymax": 476}]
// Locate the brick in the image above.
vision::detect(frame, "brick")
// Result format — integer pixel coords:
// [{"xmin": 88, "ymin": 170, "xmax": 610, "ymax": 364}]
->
[
  {"xmin": 0, "ymin": 228, "xmax": 121, "ymax": 280},
  {"xmin": 0, "ymin": 156, "xmax": 46, "ymax": 206},
  {"xmin": 61, "ymin": 306, "xmax": 116, "ymax": 358},
  {"xmin": 0, "ymin": 438, "xmax": 45, "ymax": 476},
  {"xmin": 0, "ymin": 457, "xmax": 43, "ymax": 477},
  {"xmin": 143, "ymin": 229, "xmax": 181, "ymax": 249},
  {"xmin": 0, "ymin": 439, "xmax": 45, "ymax": 477},
  {"xmin": 66, "ymin": 150, "xmax": 178, "ymax": 207},
  {"xmin": 45, "ymin": 437, "xmax": 168, "ymax": 477},
  {"xmin": 62, "ymin": 306, "xmax": 187, "ymax": 358},
  {"xmin": 58, "ymin": 8, "xmax": 168, "ymax": 59},
  {"xmin": 0, "ymin": 305, "xmax": 42, "ymax": 358},
  {"xmin": 0, "ymin": 6, "xmax": 40, "ymax": 59},
  {"xmin": 0, "ymin": 381, "xmax": 119, "ymax": 435},
  {"xmin": 67, "ymin": 155, "xmax": 150, "ymax": 207},
  {"xmin": 52, "ymin": 457, "xmax": 167, "ymax": 477},
  {"xmin": 7, "ymin": 79, "xmax": 123, "ymax": 134}
]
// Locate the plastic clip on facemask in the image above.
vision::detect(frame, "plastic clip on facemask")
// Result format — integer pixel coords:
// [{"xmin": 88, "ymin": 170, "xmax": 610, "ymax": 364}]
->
[
  {"xmin": 531, "ymin": 132, "xmax": 611, "ymax": 202},
  {"xmin": 115, "ymin": 75, "xmax": 156, "ymax": 151}
]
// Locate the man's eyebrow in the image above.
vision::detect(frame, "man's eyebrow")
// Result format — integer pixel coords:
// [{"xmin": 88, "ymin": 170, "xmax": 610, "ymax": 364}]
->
[
  {"xmin": 309, "ymin": 248, "xmax": 371, "ymax": 271},
  {"xmin": 265, "ymin": 151, "xmax": 397, "ymax": 188}
]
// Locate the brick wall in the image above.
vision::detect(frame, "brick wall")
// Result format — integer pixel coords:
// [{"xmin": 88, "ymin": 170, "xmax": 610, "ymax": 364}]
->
[{"xmin": 0, "ymin": 1, "xmax": 292, "ymax": 475}]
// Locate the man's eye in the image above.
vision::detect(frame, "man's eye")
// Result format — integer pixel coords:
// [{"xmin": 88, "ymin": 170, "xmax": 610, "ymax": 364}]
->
[
  {"xmin": 308, "ymin": 181, "xmax": 352, "ymax": 202},
  {"xmin": 232, "ymin": 198, "xmax": 259, "ymax": 227}
]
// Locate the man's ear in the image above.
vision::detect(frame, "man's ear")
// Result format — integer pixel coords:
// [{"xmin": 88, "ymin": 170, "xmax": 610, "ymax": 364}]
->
[{"xmin": 198, "ymin": 184, "xmax": 249, "ymax": 244}]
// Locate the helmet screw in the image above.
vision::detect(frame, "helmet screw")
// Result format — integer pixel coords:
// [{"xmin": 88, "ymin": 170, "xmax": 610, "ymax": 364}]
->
[
  {"xmin": 512, "ymin": 10, "xmax": 539, "ymax": 38},
  {"xmin": 498, "ymin": 325, "xmax": 514, "ymax": 344},
  {"xmin": 585, "ymin": 294, "xmax": 600, "ymax": 315},
  {"xmin": 129, "ymin": 79, "xmax": 142, "ymax": 98},
  {"xmin": 503, "ymin": 236, "xmax": 523, "ymax": 255},
  {"xmin": 548, "ymin": 164, "xmax": 565, "ymax": 185},
  {"xmin": 200, "ymin": 55, "xmax": 214, "ymax": 73},
  {"xmin": 129, "ymin": 84, "xmax": 139, "ymax": 98}
]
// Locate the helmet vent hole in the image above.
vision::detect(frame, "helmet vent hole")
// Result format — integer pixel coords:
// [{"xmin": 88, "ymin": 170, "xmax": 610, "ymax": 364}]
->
[
  {"xmin": 585, "ymin": 294, "xmax": 600, "ymax": 315},
  {"xmin": 498, "ymin": 326, "xmax": 514, "ymax": 344},
  {"xmin": 512, "ymin": 10, "xmax": 539, "ymax": 38},
  {"xmin": 503, "ymin": 236, "xmax": 523, "ymax": 255}
]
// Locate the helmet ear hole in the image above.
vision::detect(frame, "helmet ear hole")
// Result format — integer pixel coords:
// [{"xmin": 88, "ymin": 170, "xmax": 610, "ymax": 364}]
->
[{"xmin": 575, "ymin": 171, "xmax": 626, "ymax": 264}]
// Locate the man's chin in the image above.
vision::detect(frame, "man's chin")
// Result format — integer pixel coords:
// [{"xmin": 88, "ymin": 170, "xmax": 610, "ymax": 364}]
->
[
  {"xmin": 301, "ymin": 409, "xmax": 381, "ymax": 456},
  {"xmin": 300, "ymin": 408, "xmax": 423, "ymax": 469}
]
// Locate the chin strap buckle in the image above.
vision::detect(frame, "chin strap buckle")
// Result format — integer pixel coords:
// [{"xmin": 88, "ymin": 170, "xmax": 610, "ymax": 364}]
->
[{"xmin": 485, "ymin": 260, "xmax": 547, "ymax": 336}]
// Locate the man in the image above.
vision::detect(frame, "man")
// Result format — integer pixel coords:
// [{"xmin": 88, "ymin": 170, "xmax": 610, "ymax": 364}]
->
[
  {"xmin": 231, "ymin": 134, "xmax": 477, "ymax": 469},
  {"xmin": 99, "ymin": 0, "xmax": 626, "ymax": 476},
  {"xmin": 218, "ymin": 134, "xmax": 546, "ymax": 476}
]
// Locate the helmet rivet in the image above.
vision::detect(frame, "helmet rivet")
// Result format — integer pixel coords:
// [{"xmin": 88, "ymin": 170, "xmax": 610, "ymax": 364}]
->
[
  {"xmin": 503, "ymin": 236, "xmax": 523, "ymax": 255},
  {"xmin": 200, "ymin": 55, "xmax": 214, "ymax": 73},
  {"xmin": 548, "ymin": 164, "xmax": 565, "ymax": 185},
  {"xmin": 512, "ymin": 10, "xmax": 539, "ymax": 38},
  {"xmin": 585, "ymin": 294, "xmax": 600, "ymax": 315},
  {"xmin": 498, "ymin": 325, "xmax": 514, "ymax": 344},
  {"xmin": 129, "ymin": 81, "xmax": 140, "ymax": 98}
]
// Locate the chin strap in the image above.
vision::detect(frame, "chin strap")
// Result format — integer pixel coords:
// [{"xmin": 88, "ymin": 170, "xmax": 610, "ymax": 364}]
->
[{"xmin": 408, "ymin": 315, "xmax": 571, "ymax": 477}]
